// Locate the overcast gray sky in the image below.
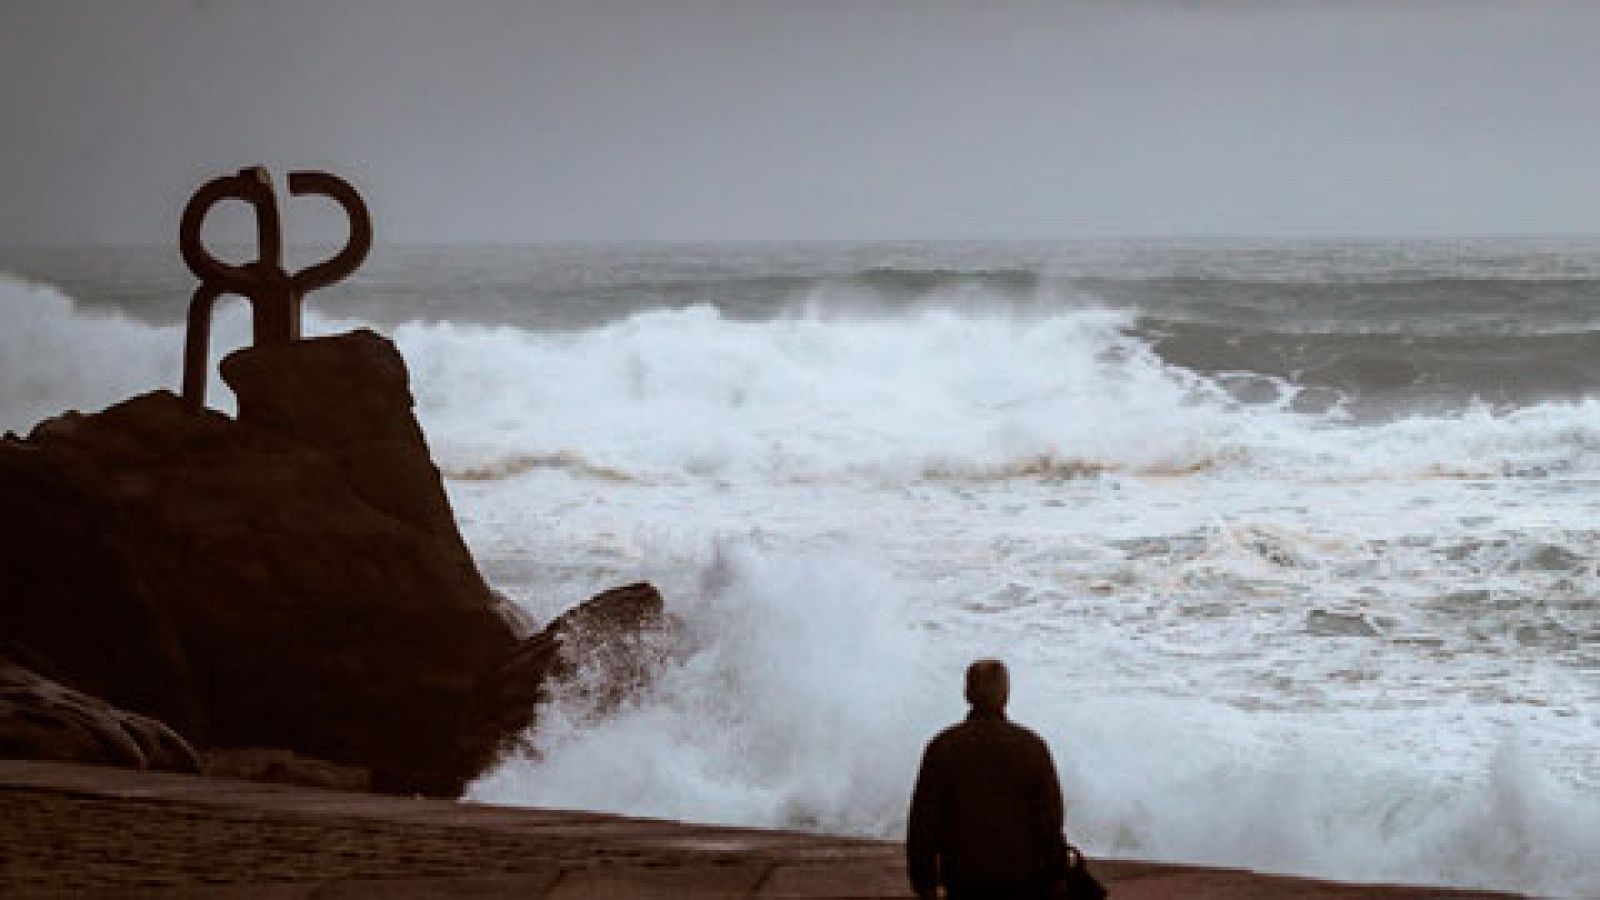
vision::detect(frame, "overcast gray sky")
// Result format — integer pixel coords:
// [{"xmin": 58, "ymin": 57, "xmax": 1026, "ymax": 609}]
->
[{"xmin": 4, "ymin": 1, "xmax": 1600, "ymax": 243}]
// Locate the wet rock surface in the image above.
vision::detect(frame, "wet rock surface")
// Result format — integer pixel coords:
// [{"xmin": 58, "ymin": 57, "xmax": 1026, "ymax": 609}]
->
[
  {"xmin": 0, "ymin": 658, "xmax": 199, "ymax": 773},
  {"xmin": 464, "ymin": 582, "xmax": 670, "ymax": 768}
]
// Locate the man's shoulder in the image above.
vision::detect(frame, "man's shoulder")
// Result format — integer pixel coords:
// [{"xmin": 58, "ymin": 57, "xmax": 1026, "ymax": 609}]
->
[
  {"xmin": 993, "ymin": 719, "xmax": 1051, "ymax": 755},
  {"xmin": 928, "ymin": 716, "xmax": 1048, "ymax": 749},
  {"xmin": 1004, "ymin": 719, "xmax": 1048, "ymax": 743},
  {"xmin": 925, "ymin": 721, "xmax": 966, "ymax": 750}
]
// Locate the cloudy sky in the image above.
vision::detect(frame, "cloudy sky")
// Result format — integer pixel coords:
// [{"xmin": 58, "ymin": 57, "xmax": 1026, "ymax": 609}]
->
[{"xmin": 4, "ymin": 1, "xmax": 1599, "ymax": 243}]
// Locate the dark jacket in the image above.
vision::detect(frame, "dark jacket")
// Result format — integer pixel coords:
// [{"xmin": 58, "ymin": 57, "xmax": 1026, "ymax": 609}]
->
[{"xmin": 906, "ymin": 709, "xmax": 1066, "ymax": 898}]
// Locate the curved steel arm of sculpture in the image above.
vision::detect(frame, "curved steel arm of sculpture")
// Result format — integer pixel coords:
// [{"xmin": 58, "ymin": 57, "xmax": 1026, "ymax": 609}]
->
[
  {"xmin": 287, "ymin": 171, "xmax": 372, "ymax": 294},
  {"xmin": 178, "ymin": 166, "xmax": 370, "ymax": 411},
  {"xmin": 179, "ymin": 166, "xmax": 282, "ymax": 296}
]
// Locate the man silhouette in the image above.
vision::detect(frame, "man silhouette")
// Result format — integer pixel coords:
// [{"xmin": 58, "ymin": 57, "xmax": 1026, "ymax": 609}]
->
[{"xmin": 906, "ymin": 659, "xmax": 1068, "ymax": 899}]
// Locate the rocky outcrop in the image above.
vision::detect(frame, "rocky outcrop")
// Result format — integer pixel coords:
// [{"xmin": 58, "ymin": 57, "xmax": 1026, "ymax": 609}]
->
[
  {"xmin": 463, "ymin": 582, "xmax": 669, "ymax": 768},
  {"xmin": 0, "ymin": 438, "xmax": 200, "ymax": 737},
  {"xmin": 0, "ymin": 657, "xmax": 199, "ymax": 773},
  {"xmin": 0, "ymin": 330, "xmax": 521, "ymax": 794},
  {"xmin": 220, "ymin": 330, "xmax": 470, "ymax": 545},
  {"xmin": 1, "ymin": 328, "xmax": 671, "ymax": 794}
]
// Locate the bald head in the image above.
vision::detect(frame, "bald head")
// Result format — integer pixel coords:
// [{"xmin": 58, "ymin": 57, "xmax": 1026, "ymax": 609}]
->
[{"xmin": 964, "ymin": 659, "xmax": 1009, "ymax": 714}]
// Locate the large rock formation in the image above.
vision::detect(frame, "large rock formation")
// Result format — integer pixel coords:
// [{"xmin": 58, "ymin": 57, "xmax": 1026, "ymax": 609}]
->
[{"xmin": 0, "ymin": 329, "xmax": 655, "ymax": 795}]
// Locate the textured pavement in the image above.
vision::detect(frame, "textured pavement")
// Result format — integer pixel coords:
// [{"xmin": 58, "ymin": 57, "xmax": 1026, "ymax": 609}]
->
[{"xmin": 0, "ymin": 760, "xmax": 1517, "ymax": 898}]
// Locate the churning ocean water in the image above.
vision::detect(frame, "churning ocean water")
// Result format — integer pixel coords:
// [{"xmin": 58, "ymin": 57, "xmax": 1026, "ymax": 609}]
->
[{"xmin": 3, "ymin": 240, "xmax": 1598, "ymax": 895}]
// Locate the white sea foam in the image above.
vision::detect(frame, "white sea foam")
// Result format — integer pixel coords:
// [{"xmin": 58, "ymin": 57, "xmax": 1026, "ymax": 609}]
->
[
  {"xmin": 6, "ymin": 271, "xmax": 1600, "ymax": 895},
  {"xmin": 469, "ymin": 538, "xmax": 1600, "ymax": 897},
  {"xmin": 473, "ymin": 542, "xmax": 950, "ymax": 837},
  {"xmin": 0, "ymin": 274, "xmax": 253, "ymax": 431},
  {"xmin": 390, "ymin": 304, "xmax": 1600, "ymax": 487},
  {"xmin": 10, "ymin": 273, "xmax": 1600, "ymax": 485}
]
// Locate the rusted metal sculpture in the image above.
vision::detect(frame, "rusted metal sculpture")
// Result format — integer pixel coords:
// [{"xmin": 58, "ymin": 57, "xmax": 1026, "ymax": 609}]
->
[{"xmin": 179, "ymin": 166, "xmax": 371, "ymax": 410}]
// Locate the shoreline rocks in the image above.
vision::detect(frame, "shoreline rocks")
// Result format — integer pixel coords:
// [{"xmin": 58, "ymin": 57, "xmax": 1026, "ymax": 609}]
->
[
  {"xmin": 463, "ymin": 582, "xmax": 669, "ymax": 769},
  {"xmin": 0, "ymin": 657, "xmax": 199, "ymax": 773},
  {"xmin": 0, "ymin": 329, "xmax": 661, "ymax": 795}
]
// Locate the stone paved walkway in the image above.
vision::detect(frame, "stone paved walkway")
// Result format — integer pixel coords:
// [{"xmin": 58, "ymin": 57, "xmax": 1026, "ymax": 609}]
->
[{"xmin": 0, "ymin": 760, "xmax": 1517, "ymax": 898}]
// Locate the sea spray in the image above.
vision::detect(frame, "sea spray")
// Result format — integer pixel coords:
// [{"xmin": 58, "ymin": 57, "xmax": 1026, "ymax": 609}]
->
[
  {"xmin": 468, "ymin": 535, "xmax": 1600, "ymax": 896},
  {"xmin": 470, "ymin": 539, "xmax": 951, "ymax": 837},
  {"xmin": 12, "ymin": 273, "xmax": 1600, "ymax": 486},
  {"xmin": 387, "ymin": 305, "xmax": 1600, "ymax": 485},
  {"xmin": 0, "ymin": 274, "xmax": 253, "ymax": 429}
]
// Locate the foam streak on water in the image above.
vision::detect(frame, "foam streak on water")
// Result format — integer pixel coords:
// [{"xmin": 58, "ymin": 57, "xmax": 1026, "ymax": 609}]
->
[{"xmin": 3, "ymin": 253, "xmax": 1599, "ymax": 897}]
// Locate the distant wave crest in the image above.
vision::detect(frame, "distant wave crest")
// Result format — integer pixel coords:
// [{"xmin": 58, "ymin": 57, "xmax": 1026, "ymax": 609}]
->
[{"xmin": 11, "ymin": 271, "xmax": 1600, "ymax": 486}]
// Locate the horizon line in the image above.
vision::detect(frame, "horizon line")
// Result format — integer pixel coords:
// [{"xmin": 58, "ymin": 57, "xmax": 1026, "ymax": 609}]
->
[{"xmin": 11, "ymin": 232, "xmax": 1600, "ymax": 251}]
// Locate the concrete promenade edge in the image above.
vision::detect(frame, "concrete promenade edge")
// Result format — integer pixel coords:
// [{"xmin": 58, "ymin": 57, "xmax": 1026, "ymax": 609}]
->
[{"xmin": 0, "ymin": 760, "xmax": 1519, "ymax": 899}]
